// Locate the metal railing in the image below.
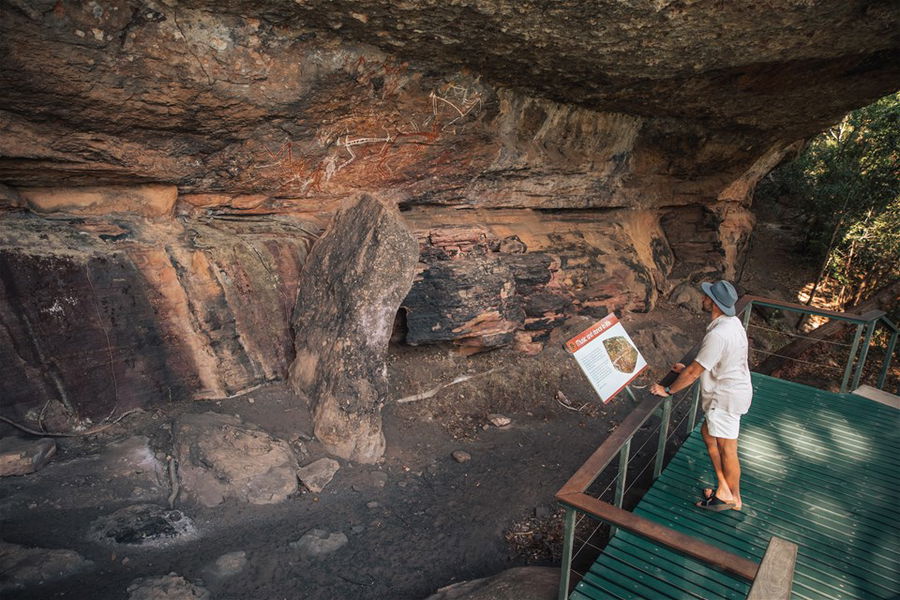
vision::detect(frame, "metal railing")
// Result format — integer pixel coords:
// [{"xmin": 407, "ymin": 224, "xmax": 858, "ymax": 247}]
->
[
  {"xmin": 555, "ymin": 383, "xmax": 797, "ymax": 600},
  {"xmin": 736, "ymin": 295, "xmax": 898, "ymax": 393},
  {"xmin": 553, "ymin": 295, "xmax": 842, "ymax": 599}
]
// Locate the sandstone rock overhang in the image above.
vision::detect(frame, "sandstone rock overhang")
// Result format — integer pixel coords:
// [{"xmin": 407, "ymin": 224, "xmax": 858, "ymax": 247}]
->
[
  {"xmin": 0, "ymin": 0, "xmax": 897, "ymax": 433},
  {"xmin": 281, "ymin": 0, "xmax": 900, "ymax": 132},
  {"xmin": 0, "ymin": 0, "xmax": 897, "ymax": 201}
]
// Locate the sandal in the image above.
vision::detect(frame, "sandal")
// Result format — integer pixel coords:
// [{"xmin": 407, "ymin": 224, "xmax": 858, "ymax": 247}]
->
[{"xmin": 696, "ymin": 489, "xmax": 736, "ymax": 511}]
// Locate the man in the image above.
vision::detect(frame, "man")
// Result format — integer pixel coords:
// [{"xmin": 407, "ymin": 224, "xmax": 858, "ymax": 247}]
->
[{"xmin": 650, "ymin": 280, "xmax": 752, "ymax": 511}]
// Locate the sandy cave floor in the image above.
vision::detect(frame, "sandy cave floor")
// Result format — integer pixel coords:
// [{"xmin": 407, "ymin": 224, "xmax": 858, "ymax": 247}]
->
[{"xmin": 0, "ymin": 218, "xmax": 828, "ymax": 599}]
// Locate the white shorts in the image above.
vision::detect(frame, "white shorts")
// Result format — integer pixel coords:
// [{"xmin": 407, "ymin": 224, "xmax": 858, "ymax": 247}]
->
[{"xmin": 705, "ymin": 407, "xmax": 742, "ymax": 439}]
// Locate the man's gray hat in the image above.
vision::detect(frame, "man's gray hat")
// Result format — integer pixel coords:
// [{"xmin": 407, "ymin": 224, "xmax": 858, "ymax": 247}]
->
[{"xmin": 700, "ymin": 280, "xmax": 739, "ymax": 316}]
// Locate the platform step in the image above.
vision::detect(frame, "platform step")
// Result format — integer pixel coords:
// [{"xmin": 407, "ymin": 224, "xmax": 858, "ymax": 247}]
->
[{"xmin": 852, "ymin": 384, "xmax": 900, "ymax": 410}]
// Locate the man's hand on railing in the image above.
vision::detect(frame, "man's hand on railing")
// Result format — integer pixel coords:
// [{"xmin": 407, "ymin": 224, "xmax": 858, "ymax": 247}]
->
[{"xmin": 651, "ymin": 361, "xmax": 705, "ymax": 396}]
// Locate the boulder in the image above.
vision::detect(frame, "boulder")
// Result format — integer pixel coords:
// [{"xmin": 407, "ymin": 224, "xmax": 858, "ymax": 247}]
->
[
  {"xmin": 297, "ymin": 458, "xmax": 341, "ymax": 493},
  {"xmin": 0, "ymin": 542, "xmax": 92, "ymax": 591},
  {"xmin": 173, "ymin": 412, "xmax": 297, "ymax": 507},
  {"xmin": 288, "ymin": 195, "xmax": 419, "ymax": 463},
  {"xmin": 127, "ymin": 574, "xmax": 210, "ymax": 600},
  {"xmin": 425, "ymin": 567, "xmax": 560, "ymax": 600},
  {"xmin": 0, "ymin": 436, "xmax": 56, "ymax": 476}
]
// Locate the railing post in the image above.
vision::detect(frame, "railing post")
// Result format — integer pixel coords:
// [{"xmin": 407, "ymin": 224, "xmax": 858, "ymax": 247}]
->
[
  {"xmin": 610, "ymin": 438, "xmax": 631, "ymax": 537},
  {"xmin": 687, "ymin": 382, "xmax": 701, "ymax": 433},
  {"xmin": 742, "ymin": 300, "xmax": 753, "ymax": 329},
  {"xmin": 653, "ymin": 396, "xmax": 672, "ymax": 479},
  {"xmin": 745, "ymin": 537, "xmax": 798, "ymax": 600},
  {"xmin": 877, "ymin": 329, "xmax": 898, "ymax": 390},
  {"xmin": 851, "ymin": 319, "xmax": 877, "ymax": 391},
  {"xmin": 841, "ymin": 323, "xmax": 865, "ymax": 393},
  {"xmin": 558, "ymin": 507, "xmax": 576, "ymax": 600}
]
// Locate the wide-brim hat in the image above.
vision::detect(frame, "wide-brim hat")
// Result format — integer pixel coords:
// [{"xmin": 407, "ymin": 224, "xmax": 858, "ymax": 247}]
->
[{"xmin": 700, "ymin": 280, "xmax": 738, "ymax": 316}]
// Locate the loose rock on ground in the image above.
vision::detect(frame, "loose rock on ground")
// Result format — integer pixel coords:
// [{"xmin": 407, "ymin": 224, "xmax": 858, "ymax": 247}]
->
[
  {"xmin": 452, "ymin": 450, "xmax": 472, "ymax": 463},
  {"xmin": 297, "ymin": 457, "xmax": 340, "ymax": 493}
]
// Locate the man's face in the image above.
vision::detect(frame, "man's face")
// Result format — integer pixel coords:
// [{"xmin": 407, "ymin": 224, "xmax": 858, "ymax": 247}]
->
[{"xmin": 702, "ymin": 294, "xmax": 714, "ymax": 313}]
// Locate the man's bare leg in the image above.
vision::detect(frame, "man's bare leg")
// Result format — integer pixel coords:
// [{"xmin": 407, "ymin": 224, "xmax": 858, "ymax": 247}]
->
[
  {"xmin": 701, "ymin": 421, "xmax": 734, "ymax": 503},
  {"xmin": 716, "ymin": 437, "xmax": 742, "ymax": 510}
]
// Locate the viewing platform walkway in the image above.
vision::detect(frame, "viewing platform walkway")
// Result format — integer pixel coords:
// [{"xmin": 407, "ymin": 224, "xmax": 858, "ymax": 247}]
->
[{"xmin": 568, "ymin": 374, "xmax": 900, "ymax": 600}]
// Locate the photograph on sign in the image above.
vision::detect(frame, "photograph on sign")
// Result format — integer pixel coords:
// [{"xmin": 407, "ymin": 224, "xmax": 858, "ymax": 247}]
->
[{"xmin": 565, "ymin": 314, "xmax": 647, "ymax": 403}]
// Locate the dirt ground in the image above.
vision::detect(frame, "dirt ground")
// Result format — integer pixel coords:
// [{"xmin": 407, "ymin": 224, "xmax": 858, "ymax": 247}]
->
[
  {"xmin": 4, "ymin": 216, "xmax": 892, "ymax": 600},
  {"xmin": 1, "ymin": 301, "xmax": 702, "ymax": 600}
]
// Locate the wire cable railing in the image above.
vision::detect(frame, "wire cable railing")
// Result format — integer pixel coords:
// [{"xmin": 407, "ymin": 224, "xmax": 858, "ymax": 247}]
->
[
  {"xmin": 747, "ymin": 322, "xmax": 854, "ymax": 347},
  {"xmin": 567, "ymin": 385, "xmax": 697, "ymax": 578},
  {"xmin": 738, "ymin": 295, "xmax": 898, "ymax": 393}
]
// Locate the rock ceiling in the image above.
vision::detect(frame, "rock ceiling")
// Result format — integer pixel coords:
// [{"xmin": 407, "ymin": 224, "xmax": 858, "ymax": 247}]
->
[{"xmin": 1, "ymin": 0, "xmax": 898, "ymax": 199}]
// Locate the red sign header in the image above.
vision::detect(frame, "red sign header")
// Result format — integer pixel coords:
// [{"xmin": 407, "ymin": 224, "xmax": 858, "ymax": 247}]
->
[{"xmin": 565, "ymin": 313, "xmax": 620, "ymax": 354}]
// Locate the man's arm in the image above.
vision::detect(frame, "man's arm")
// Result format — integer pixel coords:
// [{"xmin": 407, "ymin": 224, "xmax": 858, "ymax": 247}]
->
[{"xmin": 650, "ymin": 360, "xmax": 705, "ymax": 396}]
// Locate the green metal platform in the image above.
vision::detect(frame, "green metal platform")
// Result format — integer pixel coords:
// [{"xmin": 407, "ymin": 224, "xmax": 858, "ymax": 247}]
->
[{"xmin": 573, "ymin": 373, "xmax": 900, "ymax": 600}]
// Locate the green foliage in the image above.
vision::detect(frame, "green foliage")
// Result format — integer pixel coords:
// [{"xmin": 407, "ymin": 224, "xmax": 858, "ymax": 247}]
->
[{"xmin": 758, "ymin": 91, "xmax": 900, "ymax": 307}]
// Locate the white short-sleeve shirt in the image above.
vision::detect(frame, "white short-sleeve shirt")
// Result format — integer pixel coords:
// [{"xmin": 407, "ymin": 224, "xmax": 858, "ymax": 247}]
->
[{"xmin": 695, "ymin": 315, "xmax": 753, "ymax": 415}]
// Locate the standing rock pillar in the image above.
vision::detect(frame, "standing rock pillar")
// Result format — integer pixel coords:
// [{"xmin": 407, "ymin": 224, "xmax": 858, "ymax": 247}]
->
[{"xmin": 288, "ymin": 195, "xmax": 419, "ymax": 463}]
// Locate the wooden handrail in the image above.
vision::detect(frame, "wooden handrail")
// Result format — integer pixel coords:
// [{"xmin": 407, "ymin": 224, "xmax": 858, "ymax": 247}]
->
[{"xmin": 556, "ymin": 491, "xmax": 759, "ymax": 582}]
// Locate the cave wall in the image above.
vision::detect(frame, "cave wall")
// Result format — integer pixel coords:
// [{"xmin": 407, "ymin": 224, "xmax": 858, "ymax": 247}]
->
[
  {"xmin": 1, "ymin": 0, "xmax": 897, "ymax": 426},
  {"xmin": 0, "ymin": 198, "xmax": 317, "ymax": 425}
]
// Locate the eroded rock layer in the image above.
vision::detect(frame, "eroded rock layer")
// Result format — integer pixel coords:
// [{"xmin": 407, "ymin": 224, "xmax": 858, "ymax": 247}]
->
[{"xmin": 3, "ymin": 1, "xmax": 896, "ymax": 205}]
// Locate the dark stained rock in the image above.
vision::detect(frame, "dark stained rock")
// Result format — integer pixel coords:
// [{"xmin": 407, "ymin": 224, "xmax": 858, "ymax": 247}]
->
[
  {"xmin": 404, "ymin": 257, "xmax": 524, "ymax": 352},
  {"xmin": 288, "ymin": 195, "xmax": 419, "ymax": 463},
  {"xmin": 401, "ymin": 207, "xmax": 679, "ymax": 351},
  {"xmin": 660, "ymin": 205, "xmax": 726, "ymax": 280}
]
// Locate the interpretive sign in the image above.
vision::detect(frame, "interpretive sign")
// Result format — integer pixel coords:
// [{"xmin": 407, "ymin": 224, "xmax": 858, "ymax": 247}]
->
[{"xmin": 565, "ymin": 314, "xmax": 647, "ymax": 404}]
